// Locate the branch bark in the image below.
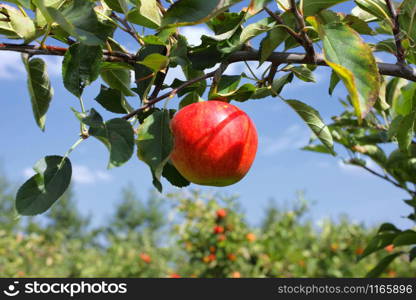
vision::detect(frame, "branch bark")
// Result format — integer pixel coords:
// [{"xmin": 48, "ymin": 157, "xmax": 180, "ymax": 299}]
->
[
  {"xmin": 1, "ymin": 43, "xmax": 416, "ymax": 82},
  {"xmin": 385, "ymin": 0, "xmax": 406, "ymax": 65}
]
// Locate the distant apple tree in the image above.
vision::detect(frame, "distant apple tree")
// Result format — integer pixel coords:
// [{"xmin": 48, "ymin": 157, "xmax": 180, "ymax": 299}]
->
[{"xmin": 0, "ymin": 0, "xmax": 415, "ymax": 276}]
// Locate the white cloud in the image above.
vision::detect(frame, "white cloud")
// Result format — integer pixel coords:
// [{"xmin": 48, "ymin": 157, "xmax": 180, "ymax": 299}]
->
[
  {"xmin": 22, "ymin": 164, "xmax": 112, "ymax": 185},
  {"xmin": 260, "ymin": 124, "xmax": 310, "ymax": 155},
  {"xmin": 0, "ymin": 51, "xmax": 62, "ymax": 79},
  {"xmin": 179, "ymin": 26, "xmax": 212, "ymax": 46},
  {"xmin": 72, "ymin": 165, "xmax": 112, "ymax": 184}
]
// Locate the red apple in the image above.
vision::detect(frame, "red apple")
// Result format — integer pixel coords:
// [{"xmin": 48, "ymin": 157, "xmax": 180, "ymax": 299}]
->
[{"xmin": 170, "ymin": 101, "xmax": 258, "ymax": 186}]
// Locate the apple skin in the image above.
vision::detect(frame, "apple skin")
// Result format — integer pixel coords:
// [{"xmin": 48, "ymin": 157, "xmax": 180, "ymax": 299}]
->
[{"xmin": 170, "ymin": 100, "xmax": 258, "ymax": 186}]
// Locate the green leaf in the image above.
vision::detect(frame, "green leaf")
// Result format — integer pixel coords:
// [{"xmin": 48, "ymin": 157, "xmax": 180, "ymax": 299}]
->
[
  {"xmin": 302, "ymin": 144, "xmax": 336, "ymax": 154},
  {"xmin": 127, "ymin": 0, "xmax": 162, "ymax": 29},
  {"xmin": 271, "ymin": 73, "xmax": 294, "ymax": 94},
  {"xmin": 378, "ymin": 222, "xmax": 401, "ymax": 233},
  {"xmin": 104, "ymin": 119, "xmax": 135, "ymax": 168},
  {"xmin": 343, "ymin": 14, "xmax": 375, "ymax": 35},
  {"xmin": 91, "ymin": 122, "xmax": 134, "ymax": 169},
  {"xmin": 248, "ymin": 0, "xmax": 272, "ymax": 15},
  {"xmin": 142, "ymin": 35, "xmax": 166, "ymax": 46},
  {"xmin": 259, "ymin": 12, "xmax": 293, "ymax": 64},
  {"xmin": 303, "ymin": 0, "xmax": 349, "ymax": 16},
  {"xmin": 81, "ymin": 109, "xmax": 135, "ymax": 168},
  {"xmin": 0, "ymin": 4, "xmax": 36, "ymax": 42},
  {"xmin": 22, "ymin": 55, "xmax": 54, "ymax": 131},
  {"xmin": 137, "ymin": 110, "xmax": 173, "ymax": 192},
  {"xmin": 100, "ymin": 62, "xmax": 135, "ymax": 96},
  {"xmin": 240, "ymin": 17, "xmax": 276, "ymax": 44},
  {"xmin": 354, "ymin": 0, "xmax": 390, "ymax": 22},
  {"xmin": 32, "ymin": 0, "xmax": 66, "ymax": 25},
  {"xmin": 162, "ymin": 161, "xmax": 190, "ymax": 188},
  {"xmin": 138, "ymin": 53, "xmax": 169, "ymax": 72},
  {"xmin": 329, "ymin": 70, "xmax": 340, "ymax": 95},
  {"xmin": 207, "ymin": 11, "xmax": 245, "ymax": 37},
  {"xmin": 393, "ymin": 230, "xmax": 416, "ymax": 246},
  {"xmin": 399, "ymin": 0, "xmax": 416, "ymax": 50},
  {"xmin": 162, "ymin": 0, "xmax": 241, "ymax": 28},
  {"xmin": 73, "ymin": 107, "xmax": 104, "ymax": 128},
  {"xmin": 285, "ymin": 65, "xmax": 316, "ymax": 82},
  {"xmin": 366, "ymin": 253, "xmax": 402, "ymax": 278},
  {"xmin": 134, "ymin": 44, "xmax": 166, "ymax": 102},
  {"xmin": 410, "ymin": 247, "xmax": 416, "ymax": 262},
  {"xmin": 16, "ymin": 156, "xmax": 72, "ymax": 216},
  {"xmin": 310, "ymin": 13, "xmax": 381, "ymax": 120},
  {"xmin": 211, "ymin": 75, "xmax": 242, "ymax": 97},
  {"xmin": 46, "ymin": 0, "xmax": 113, "ymax": 45},
  {"xmin": 392, "ymin": 83, "xmax": 416, "ymax": 117},
  {"xmin": 94, "ymin": 85, "xmax": 130, "ymax": 114},
  {"xmin": 351, "ymin": 5, "xmax": 378, "ymax": 22},
  {"xmin": 396, "ymin": 113, "xmax": 415, "ymax": 153},
  {"xmin": 360, "ymin": 232, "xmax": 398, "ymax": 259},
  {"xmin": 62, "ymin": 43, "xmax": 102, "ymax": 97},
  {"xmin": 103, "ymin": 0, "xmax": 128, "ymax": 14},
  {"xmin": 386, "ymin": 77, "xmax": 407, "ymax": 108},
  {"xmin": 285, "ymin": 100, "xmax": 335, "ymax": 154},
  {"xmin": 209, "ymin": 75, "xmax": 256, "ymax": 101},
  {"xmin": 179, "ymin": 92, "xmax": 202, "ymax": 109}
]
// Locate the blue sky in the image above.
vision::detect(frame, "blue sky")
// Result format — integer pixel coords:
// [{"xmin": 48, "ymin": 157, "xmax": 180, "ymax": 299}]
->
[{"xmin": 0, "ymin": 1, "xmax": 413, "ymax": 229}]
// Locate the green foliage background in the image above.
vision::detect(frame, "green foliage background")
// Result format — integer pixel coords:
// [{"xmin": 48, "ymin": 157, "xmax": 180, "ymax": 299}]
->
[{"xmin": 0, "ymin": 173, "xmax": 414, "ymax": 278}]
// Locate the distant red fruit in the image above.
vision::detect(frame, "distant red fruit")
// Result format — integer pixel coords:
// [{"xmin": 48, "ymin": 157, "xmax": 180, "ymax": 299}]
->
[
  {"xmin": 246, "ymin": 232, "xmax": 256, "ymax": 242},
  {"xmin": 355, "ymin": 247, "xmax": 364, "ymax": 256},
  {"xmin": 203, "ymin": 254, "xmax": 216, "ymax": 263},
  {"xmin": 209, "ymin": 246, "xmax": 216, "ymax": 253},
  {"xmin": 213, "ymin": 225, "xmax": 225, "ymax": 234},
  {"xmin": 217, "ymin": 234, "xmax": 226, "ymax": 242},
  {"xmin": 169, "ymin": 273, "xmax": 181, "ymax": 278},
  {"xmin": 231, "ymin": 271, "xmax": 241, "ymax": 278},
  {"xmin": 139, "ymin": 253, "xmax": 151, "ymax": 264},
  {"xmin": 227, "ymin": 253, "xmax": 237, "ymax": 261},
  {"xmin": 385, "ymin": 244, "xmax": 394, "ymax": 253},
  {"xmin": 216, "ymin": 209, "xmax": 227, "ymax": 219}
]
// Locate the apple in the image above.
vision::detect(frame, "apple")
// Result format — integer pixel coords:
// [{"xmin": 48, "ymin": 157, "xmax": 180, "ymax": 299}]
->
[
  {"xmin": 213, "ymin": 225, "xmax": 225, "ymax": 234},
  {"xmin": 170, "ymin": 101, "xmax": 258, "ymax": 186},
  {"xmin": 216, "ymin": 208, "xmax": 227, "ymax": 219}
]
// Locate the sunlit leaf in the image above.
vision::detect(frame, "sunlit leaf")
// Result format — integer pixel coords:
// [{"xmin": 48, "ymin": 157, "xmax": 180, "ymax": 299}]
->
[{"xmin": 22, "ymin": 55, "xmax": 54, "ymax": 131}]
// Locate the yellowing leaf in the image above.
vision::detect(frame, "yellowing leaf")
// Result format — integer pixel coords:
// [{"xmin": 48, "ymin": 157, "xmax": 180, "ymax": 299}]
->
[{"xmin": 310, "ymin": 14, "xmax": 380, "ymax": 120}]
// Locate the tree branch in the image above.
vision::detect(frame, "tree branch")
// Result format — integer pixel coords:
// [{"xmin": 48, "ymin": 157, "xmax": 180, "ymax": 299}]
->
[
  {"xmin": 1, "ymin": 43, "xmax": 416, "ymax": 82},
  {"xmin": 385, "ymin": 0, "xmax": 406, "ymax": 65},
  {"xmin": 227, "ymin": 50, "xmax": 416, "ymax": 82},
  {"xmin": 0, "ymin": 42, "xmax": 136, "ymax": 63}
]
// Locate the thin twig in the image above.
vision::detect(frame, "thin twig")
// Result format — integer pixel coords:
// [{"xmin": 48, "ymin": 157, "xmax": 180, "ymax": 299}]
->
[
  {"xmin": 121, "ymin": 70, "xmax": 218, "ymax": 120},
  {"xmin": 111, "ymin": 13, "xmax": 144, "ymax": 46},
  {"xmin": 263, "ymin": 6, "xmax": 303, "ymax": 44},
  {"xmin": 385, "ymin": 0, "xmax": 406, "ymax": 65},
  {"xmin": 149, "ymin": 67, "xmax": 169, "ymax": 100},
  {"xmin": 361, "ymin": 164, "xmax": 416, "ymax": 197},
  {"xmin": 289, "ymin": 0, "xmax": 316, "ymax": 61}
]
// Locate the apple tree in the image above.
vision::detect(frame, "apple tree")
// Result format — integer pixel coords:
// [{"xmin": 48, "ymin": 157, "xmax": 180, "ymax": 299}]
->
[{"xmin": 0, "ymin": 0, "xmax": 415, "ymax": 276}]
